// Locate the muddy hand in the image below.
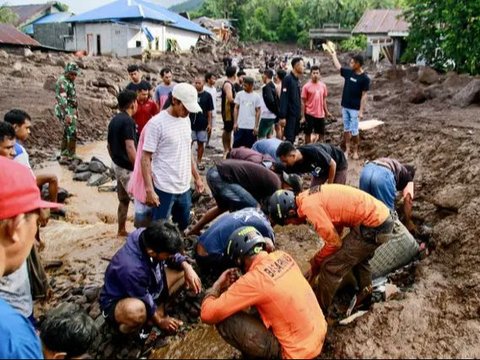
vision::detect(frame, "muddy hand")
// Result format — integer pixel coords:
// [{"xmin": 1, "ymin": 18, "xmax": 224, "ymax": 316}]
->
[
  {"xmin": 159, "ymin": 316, "xmax": 183, "ymax": 332},
  {"xmin": 184, "ymin": 264, "xmax": 202, "ymax": 294}
]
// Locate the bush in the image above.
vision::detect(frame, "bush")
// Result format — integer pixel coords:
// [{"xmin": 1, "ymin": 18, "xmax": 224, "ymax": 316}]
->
[{"xmin": 339, "ymin": 35, "xmax": 367, "ymax": 52}]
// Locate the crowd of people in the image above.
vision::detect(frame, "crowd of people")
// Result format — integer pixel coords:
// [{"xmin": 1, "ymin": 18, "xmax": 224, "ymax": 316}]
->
[{"xmin": 0, "ymin": 43, "xmax": 421, "ymax": 359}]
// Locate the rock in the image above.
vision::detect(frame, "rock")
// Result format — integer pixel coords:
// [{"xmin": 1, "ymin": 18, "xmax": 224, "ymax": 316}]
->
[
  {"xmin": 102, "ymin": 99, "xmax": 118, "ymax": 109},
  {"xmin": 43, "ymin": 75, "xmax": 57, "ymax": 91},
  {"xmin": 432, "ymin": 185, "xmax": 470, "ymax": 211},
  {"xmin": 12, "ymin": 61, "xmax": 22, "ymax": 71},
  {"xmin": 75, "ymin": 163, "xmax": 90, "ymax": 173},
  {"xmin": 73, "ymin": 171, "xmax": 92, "ymax": 181},
  {"xmin": 88, "ymin": 302, "xmax": 101, "ymax": 319},
  {"xmin": 139, "ymin": 63, "xmax": 159, "ymax": 74},
  {"xmin": 408, "ymin": 87, "xmax": 427, "ymax": 104},
  {"xmin": 373, "ymin": 93, "xmax": 389, "ymax": 102},
  {"xmin": 418, "ymin": 66, "xmax": 439, "ymax": 85},
  {"xmin": 89, "ymin": 160, "xmax": 107, "ymax": 173},
  {"xmin": 83, "ymin": 285, "xmax": 101, "ymax": 302},
  {"xmin": 23, "ymin": 48, "xmax": 34, "ymax": 58},
  {"xmin": 41, "ymin": 185, "xmax": 70, "ymax": 203},
  {"xmin": 56, "ymin": 58, "xmax": 67, "ymax": 68},
  {"xmin": 452, "ymin": 79, "xmax": 480, "ymax": 108},
  {"xmin": 87, "ymin": 173, "xmax": 110, "ymax": 186},
  {"xmin": 424, "ymin": 84, "xmax": 442, "ymax": 100},
  {"xmin": 0, "ymin": 50, "xmax": 8, "ymax": 59}
]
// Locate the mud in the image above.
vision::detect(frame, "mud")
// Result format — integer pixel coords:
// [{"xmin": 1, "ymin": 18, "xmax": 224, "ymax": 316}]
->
[{"xmin": 6, "ymin": 43, "xmax": 479, "ymax": 358}]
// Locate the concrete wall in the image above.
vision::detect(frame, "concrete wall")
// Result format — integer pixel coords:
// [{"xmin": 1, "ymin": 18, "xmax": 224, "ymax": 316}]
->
[
  {"xmin": 164, "ymin": 26, "xmax": 200, "ymax": 51},
  {"xmin": 33, "ymin": 23, "xmax": 72, "ymax": 49}
]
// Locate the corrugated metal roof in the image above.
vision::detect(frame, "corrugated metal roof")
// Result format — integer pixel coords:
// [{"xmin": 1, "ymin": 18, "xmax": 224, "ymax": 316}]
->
[
  {"xmin": 352, "ymin": 9, "xmax": 409, "ymax": 35},
  {"xmin": 35, "ymin": 12, "xmax": 73, "ymax": 24},
  {"xmin": 7, "ymin": 2, "xmax": 59, "ymax": 27},
  {"xmin": 68, "ymin": 0, "xmax": 211, "ymax": 36},
  {"xmin": 0, "ymin": 24, "xmax": 40, "ymax": 46}
]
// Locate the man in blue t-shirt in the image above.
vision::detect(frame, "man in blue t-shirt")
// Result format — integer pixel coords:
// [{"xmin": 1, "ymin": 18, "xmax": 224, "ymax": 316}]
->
[
  {"xmin": 195, "ymin": 207, "xmax": 275, "ymax": 274},
  {"xmin": 328, "ymin": 50, "xmax": 370, "ymax": 160},
  {"xmin": 0, "ymin": 157, "xmax": 61, "ymax": 359},
  {"xmin": 252, "ymin": 137, "xmax": 282, "ymax": 162}
]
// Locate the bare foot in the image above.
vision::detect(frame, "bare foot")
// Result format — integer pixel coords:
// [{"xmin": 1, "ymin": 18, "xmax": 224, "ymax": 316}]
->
[{"xmin": 352, "ymin": 152, "xmax": 359, "ymax": 160}]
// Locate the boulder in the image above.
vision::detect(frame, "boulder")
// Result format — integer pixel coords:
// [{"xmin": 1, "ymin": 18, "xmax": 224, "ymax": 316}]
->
[
  {"xmin": 139, "ymin": 63, "xmax": 159, "ymax": 74},
  {"xmin": 23, "ymin": 48, "xmax": 34, "ymax": 58},
  {"xmin": 88, "ymin": 160, "xmax": 107, "ymax": 174},
  {"xmin": 452, "ymin": 79, "xmax": 480, "ymax": 108},
  {"xmin": 74, "ymin": 163, "xmax": 90, "ymax": 173},
  {"xmin": 418, "ymin": 66, "xmax": 439, "ymax": 85},
  {"xmin": 12, "ymin": 61, "xmax": 22, "ymax": 72},
  {"xmin": 408, "ymin": 87, "xmax": 427, "ymax": 104},
  {"xmin": 73, "ymin": 171, "xmax": 92, "ymax": 181},
  {"xmin": 432, "ymin": 185, "xmax": 470, "ymax": 211},
  {"xmin": 87, "ymin": 173, "xmax": 110, "ymax": 186},
  {"xmin": 424, "ymin": 84, "xmax": 442, "ymax": 100},
  {"xmin": 43, "ymin": 75, "xmax": 57, "ymax": 92}
]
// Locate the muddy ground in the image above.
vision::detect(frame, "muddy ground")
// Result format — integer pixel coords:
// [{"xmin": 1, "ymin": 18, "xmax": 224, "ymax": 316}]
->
[{"xmin": 1, "ymin": 43, "xmax": 480, "ymax": 358}]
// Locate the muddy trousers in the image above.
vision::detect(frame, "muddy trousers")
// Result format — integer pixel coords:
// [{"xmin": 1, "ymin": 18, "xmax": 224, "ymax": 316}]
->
[
  {"xmin": 60, "ymin": 123, "xmax": 77, "ymax": 158},
  {"xmin": 315, "ymin": 231, "xmax": 377, "ymax": 312},
  {"xmin": 217, "ymin": 312, "xmax": 282, "ymax": 359}
]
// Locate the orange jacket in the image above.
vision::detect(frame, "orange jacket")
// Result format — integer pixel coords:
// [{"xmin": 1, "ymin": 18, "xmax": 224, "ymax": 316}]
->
[
  {"xmin": 201, "ymin": 251, "xmax": 327, "ymax": 359},
  {"xmin": 296, "ymin": 184, "xmax": 390, "ymax": 269}
]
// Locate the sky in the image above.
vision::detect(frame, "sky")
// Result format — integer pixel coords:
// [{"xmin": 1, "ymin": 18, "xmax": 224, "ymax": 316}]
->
[{"xmin": 4, "ymin": 0, "xmax": 185, "ymax": 14}]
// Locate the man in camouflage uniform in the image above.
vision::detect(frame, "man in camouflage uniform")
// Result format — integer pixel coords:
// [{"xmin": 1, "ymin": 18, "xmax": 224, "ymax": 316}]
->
[{"xmin": 55, "ymin": 63, "xmax": 79, "ymax": 161}]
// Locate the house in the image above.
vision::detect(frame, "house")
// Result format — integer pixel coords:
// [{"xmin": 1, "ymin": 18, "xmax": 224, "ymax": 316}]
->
[
  {"xmin": 0, "ymin": 23, "xmax": 40, "ymax": 50},
  {"xmin": 32, "ymin": 12, "xmax": 74, "ymax": 50},
  {"xmin": 352, "ymin": 9, "xmax": 409, "ymax": 64},
  {"xmin": 7, "ymin": 2, "xmax": 65, "ymax": 34},
  {"xmin": 308, "ymin": 23, "xmax": 352, "ymax": 50},
  {"xmin": 64, "ymin": 0, "xmax": 212, "ymax": 57},
  {"xmin": 193, "ymin": 17, "xmax": 235, "ymax": 42}
]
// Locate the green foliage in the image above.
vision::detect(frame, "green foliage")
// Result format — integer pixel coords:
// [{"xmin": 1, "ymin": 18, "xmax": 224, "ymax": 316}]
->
[
  {"xmin": 0, "ymin": 4, "xmax": 18, "ymax": 24},
  {"xmin": 169, "ymin": 0, "xmax": 205, "ymax": 13},
  {"xmin": 404, "ymin": 0, "xmax": 480, "ymax": 75},
  {"xmin": 56, "ymin": 2, "xmax": 70, "ymax": 12},
  {"xmin": 193, "ymin": 0, "xmax": 406, "ymax": 44},
  {"xmin": 339, "ymin": 35, "xmax": 367, "ymax": 52}
]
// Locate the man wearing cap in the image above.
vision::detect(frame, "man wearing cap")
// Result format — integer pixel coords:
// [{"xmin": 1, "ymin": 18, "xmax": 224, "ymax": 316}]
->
[
  {"xmin": 0, "ymin": 157, "xmax": 60, "ymax": 358},
  {"xmin": 187, "ymin": 159, "xmax": 302, "ymax": 236},
  {"xmin": 233, "ymin": 77, "xmax": 261, "ymax": 149},
  {"xmin": 141, "ymin": 83, "xmax": 205, "ymax": 232},
  {"xmin": 55, "ymin": 63, "xmax": 79, "ymax": 162},
  {"xmin": 201, "ymin": 226, "xmax": 327, "ymax": 359}
]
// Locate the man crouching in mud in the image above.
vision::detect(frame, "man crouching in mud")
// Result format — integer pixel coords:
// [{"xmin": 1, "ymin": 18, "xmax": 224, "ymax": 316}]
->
[
  {"xmin": 99, "ymin": 220, "xmax": 201, "ymax": 337},
  {"xmin": 201, "ymin": 226, "xmax": 327, "ymax": 359}
]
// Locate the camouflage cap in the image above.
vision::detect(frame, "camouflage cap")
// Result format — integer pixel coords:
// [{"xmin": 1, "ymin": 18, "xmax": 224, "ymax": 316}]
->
[{"xmin": 64, "ymin": 62, "xmax": 80, "ymax": 74}]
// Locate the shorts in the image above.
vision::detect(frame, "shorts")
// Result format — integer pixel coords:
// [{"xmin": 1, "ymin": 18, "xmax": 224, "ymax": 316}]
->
[
  {"xmin": 134, "ymin": 199, "xmax": 153, "ymax": 228},
  {"xmin": 258, "ymin": 118, "xmax": 275, "ymax": 138},
  {"xmin": 342, "ymin": 107, "xmax": 359, "ymax": 136},
  {"xmin": 223, "ymin": 119, "xmax": 233, "ymax": 132},
  {"xmin": 206, "ymin": 166, "xmax": 258, "ymax": 211},
  {"xmin": 304, "ymin": 114, "xmax": 325, "ymax": 135},
  {"xmin": 192, "ymin": 130, "xmax": 208, "ymax": 143},
  {"xmin": 233, "ymin": 128, "xmax": 257, "ymax": 149},
  {"xmin": 112, "ymin": 163, "xmax": 131, "ymax": 203}
]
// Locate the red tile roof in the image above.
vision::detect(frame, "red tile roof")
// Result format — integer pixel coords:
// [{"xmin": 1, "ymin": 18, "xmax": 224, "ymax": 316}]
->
[
  {"xmin": 0, "ymin": 24, "xmax": 40, "ymax": 46},
  {"xmin": 352, "ymin": 9, "xmax": 409, "ymax": 35}
]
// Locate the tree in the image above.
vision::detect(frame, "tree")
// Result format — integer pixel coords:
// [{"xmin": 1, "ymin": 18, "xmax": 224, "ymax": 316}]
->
[
  {"xmin": 404, "ymin": 0, "xmax": 480, "ymax": 75},
  {"xmin": 56, "ymin": 2, "xmax": 70, "ymax": 12},
  {"xmin": 0, "ymin": 4, "xmax": 18, "ymax": 24}
]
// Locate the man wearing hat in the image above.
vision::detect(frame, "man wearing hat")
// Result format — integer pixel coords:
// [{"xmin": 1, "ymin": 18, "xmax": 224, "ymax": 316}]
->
[
  {"xmin": 233, "ymin": 76, "xmax": 262, "ymax": 149},
  {"xmin": 141, "ymin": 83, "xmax": 205, "ymax": 232},
  {"xmin": 0, "ymin": 157, "xmax": 61, "ymax": 358},
  {"xmin": 55, "ymin": 62, "xmax": 80, "ymax": 162}
]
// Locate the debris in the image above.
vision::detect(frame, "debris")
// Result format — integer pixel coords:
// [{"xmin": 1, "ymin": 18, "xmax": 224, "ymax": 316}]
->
[
  {"xmin": 452, "ymin": 79, "xmax": 480, "ymax": 107},
  {"xmin": 418, "ymin": 66, "xmax": 439, "ymax": 85},
  {"xmin": 87, "ymin": 173, "xmax": 111, "ymax": 187},
  {"xmin": 88, "ymin": 160, "xmax": 108, "ymax": 173},
  {"xmin": 339, "ymin": 311, "xmax": 368, "ymax": 325},
  {"xmin": 73, "ymin": 171, "xmax": 92, "ymax": 182}
]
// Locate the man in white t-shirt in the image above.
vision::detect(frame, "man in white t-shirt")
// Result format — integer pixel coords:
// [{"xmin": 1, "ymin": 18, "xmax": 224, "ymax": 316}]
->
[
  {"xmin": 204, "ymin": 72, "xmax": 218, "ymax": 148},
  {"xmin": 141, "ymin": 83, "xmax": 205, "ymax": 231},
  {"xmin": 233, "ymin": 77, "xmax": 261, "ymax": 149}
]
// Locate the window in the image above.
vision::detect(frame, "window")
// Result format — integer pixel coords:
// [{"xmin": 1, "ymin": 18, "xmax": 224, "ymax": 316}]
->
[{"xmin": 136, "ymin": 40, "xmax": 141, "ymax": 48}]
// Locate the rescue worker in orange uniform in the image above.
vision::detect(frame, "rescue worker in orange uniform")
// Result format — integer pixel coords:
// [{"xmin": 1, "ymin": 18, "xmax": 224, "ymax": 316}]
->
[
  {"xmin": 200, "ymin": 226, "xmax": 327, "ymax": 359},
  {"xmin": 267, "ymin": 184, "xmax": 395, "ymax": 313}
]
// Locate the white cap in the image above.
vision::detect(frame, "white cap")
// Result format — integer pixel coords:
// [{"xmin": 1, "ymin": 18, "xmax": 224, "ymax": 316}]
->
[{"xmin": 172, "ymin": 83, "xmax": 202, "ymax": 113}]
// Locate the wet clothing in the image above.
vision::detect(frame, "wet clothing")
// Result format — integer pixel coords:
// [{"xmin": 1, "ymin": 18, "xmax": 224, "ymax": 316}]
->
[
  {"xmin": 228, "ymin": 147, "xmax": 274, "ymax": 165},
  {"xmin": 134, "ymin": 99, "xmax": 159, "ymax": 135},
  {"xmin": 201, "ymin": 251, "xmax": 327, "ymax": 359},
  {"xmin": 279, "ymin": 72, "xmax": 301, "ymax": 143},
  {"xmin": 55, "ymin": 74, "xmax": 78, "ymax": 158},
  {"xmin": 196, "ymin": 208, "xmax": 274, "ymax": 271},
  {"xmin": 0, "ymin": 298, "xmax": 42, "ymax": 359},
  {"xmin": 107, "ymin": 112, "xmax": 136, "ymax": 171},
  {"xmin": 100, "ymin": 228, "xmax": 186, "ymax": 319},
  {"xmin": 296, "ymin": 185, "xmax": 391, "ymax": 270},
  {"xmin": 340, "ymin": 67, "xmax": 370, "ymax": 111},
  {"xmin": 221, "ymin": 80, "xmax": 236, "ymax": 132},
  {"xmin": 216, "ymin": 160, "xmax": 281, "ymax": 202},
  {"xmin": 190, "ymin": 91, "xmax": 214, "ymax": 132},
  {"xmin": 359, "ymin": 158, "xmax": 414, "ymax": 210},
  {"xmin": 282, "ymin": 144, "xmax": 348, "ymax": 184},
  {"xmin": 252, "ymin": 138, "xmax": 282, "ymax": 161}
]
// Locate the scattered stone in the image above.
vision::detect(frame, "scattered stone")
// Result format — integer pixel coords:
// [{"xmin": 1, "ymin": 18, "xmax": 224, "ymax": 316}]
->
[
  {"xmin": 98, "ymin": 181, "xmax": 117, "ymax": 192},
  {"xmin": 87, "ymin": 173, "xmax": 111, "ymax": 186},
  {"xmin": 83, "ymin": 285, "xmax": 101, "ymax": 302},
  {"xmin": 452, "ymin": 79, "xmax": 480, "ymax": 108},
  {"xmin": 43, "ymin": 75, "xmax": 57, "ymax": 91},
  {"xmin": 0, "ymin": 50, "xmax": 8, "ymax": 59},
  {"xmin": 89, "ymin": 160, "xmax": 107, "ymax": 173},
  {"xmin": 418, "ymin": 66, "xmax": 439, "ymax": 85},
  {"xmin": 408, "ymin": 87, "xmax": 427, "ymax": 104},
  {"xmin": 75, "ymin": 163, "xmax": 90, "ymax": 173},
  {"xmin": 73, "ymin": 171, "xmax": 92, "ymax": 181},
  {"xmin": 23, "ymin": 48, "xmax": 34, "ymax": 58}
]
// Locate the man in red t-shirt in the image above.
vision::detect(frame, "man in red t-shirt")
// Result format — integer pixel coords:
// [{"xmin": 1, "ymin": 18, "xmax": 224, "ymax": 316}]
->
[
  {"xmin": 134, "ymin": 82, "xmax": 159, "ymax": 136},
  {"xmin": 301, "ymin": 66, "xmax": 331, "ymax": 144}
]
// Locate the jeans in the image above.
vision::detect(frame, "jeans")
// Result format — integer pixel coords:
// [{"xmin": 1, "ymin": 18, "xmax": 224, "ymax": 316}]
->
[
  {"xmin": 152, "ymin": 187, "xmax": 192, "ymax": 231},
  {"xmin": 207, "ymin": 167, "xmax": 258, "ymax": 211},
  {"xmin": 359, "ymin": 163, "xmax": 396, "ymax": 210},
  {"xmin": 342, "ymin": 107, "xmax": 359, "ymax": 136}
]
